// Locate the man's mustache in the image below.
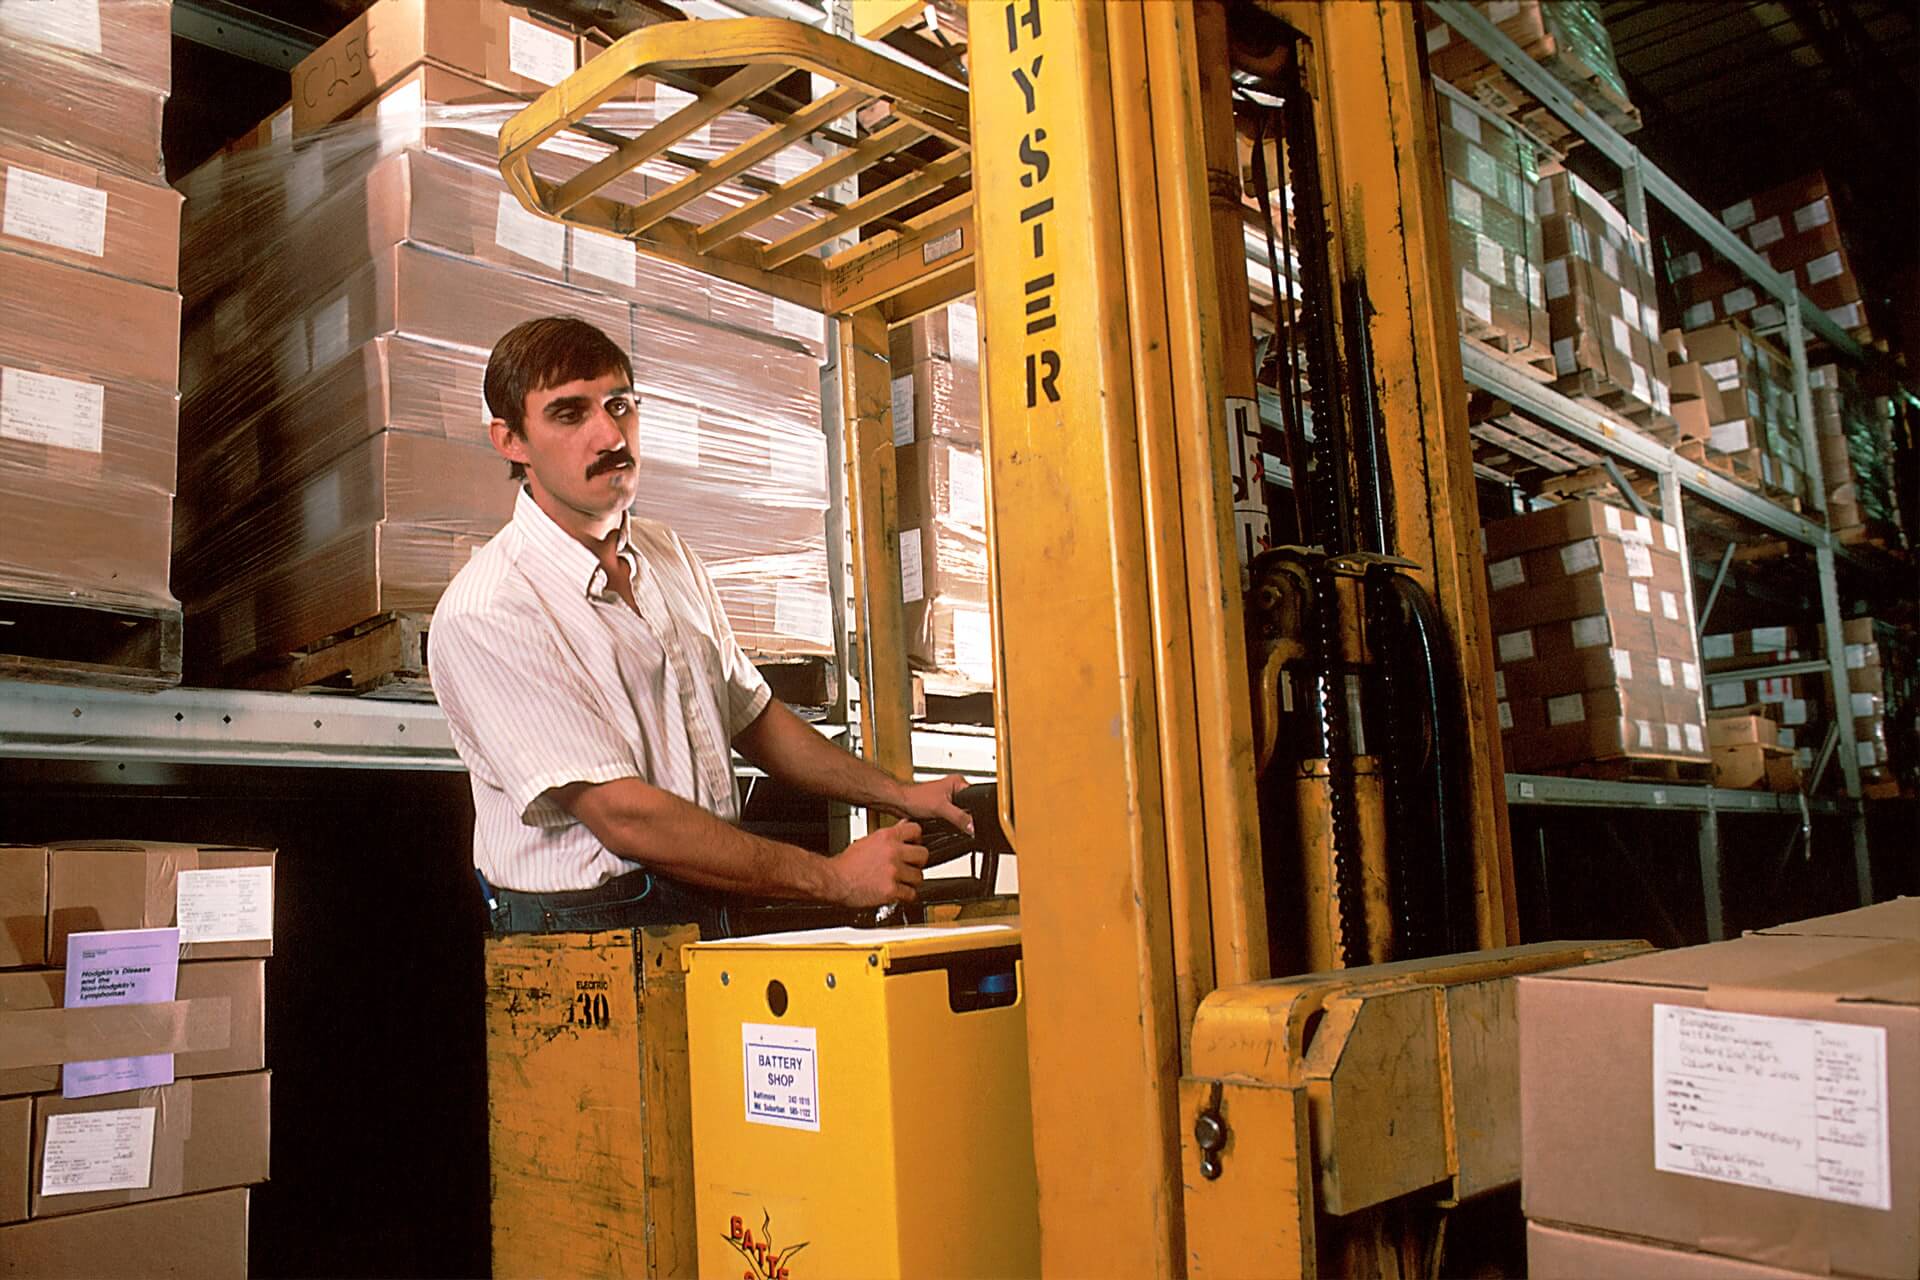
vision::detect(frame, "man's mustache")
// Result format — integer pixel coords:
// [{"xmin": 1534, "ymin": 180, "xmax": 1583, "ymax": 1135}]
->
[{"xmin": 587, "ymin": 448, "xmax": 634, "ymax": 478}]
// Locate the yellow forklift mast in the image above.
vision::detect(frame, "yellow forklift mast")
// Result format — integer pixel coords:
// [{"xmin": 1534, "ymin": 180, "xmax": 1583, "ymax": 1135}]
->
[{"xmin": 498, "ymin": 4, "xmax": 1638, "ymax": 1274}]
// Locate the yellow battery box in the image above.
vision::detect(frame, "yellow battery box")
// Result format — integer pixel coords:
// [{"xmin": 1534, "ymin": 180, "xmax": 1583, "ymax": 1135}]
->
[{"xmin": 684, "ymin": 922, "xmax": 1039, "ymax": 1279}]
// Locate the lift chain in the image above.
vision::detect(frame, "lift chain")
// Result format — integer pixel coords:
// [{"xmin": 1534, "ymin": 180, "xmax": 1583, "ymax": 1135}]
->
[
  {"xmin": 1314, "ymin": 560, "xmax": 1368, "ymax": 966},
  {"xmin": 1366, "ymin": 565, "xmax": 1420, "ymax": 958}
]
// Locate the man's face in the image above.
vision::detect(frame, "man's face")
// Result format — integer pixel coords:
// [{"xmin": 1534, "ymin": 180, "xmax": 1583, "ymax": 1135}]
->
[{"xmin": 494, "ymin": 369, "xmax": 640, "ymax": 523}]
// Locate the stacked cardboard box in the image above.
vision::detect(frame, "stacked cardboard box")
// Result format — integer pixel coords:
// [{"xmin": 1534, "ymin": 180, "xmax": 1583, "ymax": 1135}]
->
[
  {"xmin": 1810, "ymin": 363, "xmax": 1901, "ymax": 541},
  {"xmin": 1668, "ymin": 172, "xmax": 1873, "ymax": 342},
  {"xmin": 1671, "ymin": 320, "xmax": 1806, "ymax": 504},
  {"xmin": 1422, "ymin": 1, "xmax": 1640, "ymax": 147},
  {"xmin": 0, "ymin": 3, "xmax": 181, "ymax": 620},
  {"xmin": 1438, "ymin": 82, "xmax": 1551, "ymax": 365},
  {"xmin": 0, "ymin": 840, "xmax": 275, "ymax": 1277},
  {"xmin": 1702, "ymin": 619, "xmax": 1900, "ymax": 787},
  {"xmin": 1486, "ymin": 499, "xmax": 1707, "ymax": 772},
  {"xmin": 1705, "ymin": 714, "xmax": 1796, "ymax": 791},
  {"xmin": 1536, "ymin": 172, "xmax": 1672, "ymax": 422},
  {"xmin": 172, "ymin": 0, "xmax": 837, "ymax": 680},
  {"xmin": 890, "ymin": 303, "xmax": 991, "ymax": 690},
  {"xmin": 1522, "ymin": 898, "xmax": 1918, "ymax": 1279}
]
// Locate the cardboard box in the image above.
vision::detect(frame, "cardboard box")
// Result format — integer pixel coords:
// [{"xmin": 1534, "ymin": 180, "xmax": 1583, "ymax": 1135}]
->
[
  {"xmin": 896, "ymin": 440, "xmax": 988, "ymax": 610},
  {"xmin": 0, "ymin": 475, "xmax": 174, "ymax": 609},
  {"xmin": 47, "ymin": 843, "xmax": 275, "ymax": 965},
  {"xmin": 0, "ymin": 1096, "xmax": 26, "ymax": 1224},
  {"xmin": 0, "ymin": 354, "xmax": 178, "ymax": 497},
  {"xmin": 1483, "ymin": 498, "xmax": 1676, "ymax": 561},
  {"xmin": 1437, "ymin": 82, "xmax": 1551, "ymax": 360},
  {"xmin": 1537, "ymin": 172, "xmax": 1669, "ymax": 417},
  {"xmin": 290, "ymin": 0, "xmax": 580, "ymax": 133},
  {"xmin": 29, "ymin": 1072, "xmax": 270, "ymax": 1218},
  {"xmin": 0, "ymin": 849, "xmax": 48, "ymax": 970},
  {"xmin": 0, "ymin": 1187, "xmax": 249, "ymax": 1278},
  {"xmin": 1711, "ymin": 741, "xmax": 1796, "ymax": 790},
  {"xmin": 0, "ymin": 41, "xmax": 167, "ymax": 181},
  {"xmin": 0, "ymin": 250, "xmax": 181, "ymax": 392},
  {"xmin": 1497, "ymin": 645, "xmax": 1645, "ymax": 700},
  {"xmin": 1503, "ymin": 712, "xmax": 1699, "ymax": 772},
  {"xmin": 1520, "ymin": 934, "xmax": 1919, "ymax": 1279},
  {"xmin": 1487, "ymin": 533, "xmax": 1687, "ymax": 599},
  {"xmin": 892, "ymin": 357, "xmax": 982, "ymax": 446},
  {"xmin": 1752, "ymin": 897, "xmax": 1920, "ymax": 942},
  {"xmin": 0, "ymin": 959, "xmax": 264, "ymax": 1099},
  {"xmin": 1529, "ymin": 1221, "xmax": 1825, "ymax": 1279},
  {"xmin": 1497, "ymin": 613, "xmax": 1656, "ymax": 668},
  {"xmin": 1709, "ymin": 715, "xmax": 1778, "ymax": 748},
  {"xmin": 0, "ymin": 0, "xmax": 174, "ymax": 94},
  {"xmin": 0, "ymin": 143, "xmax": 183, "ymax": 290},
  {"xmin": 889, "ymin": 301, "xmax": 979, "ymax": 368}
]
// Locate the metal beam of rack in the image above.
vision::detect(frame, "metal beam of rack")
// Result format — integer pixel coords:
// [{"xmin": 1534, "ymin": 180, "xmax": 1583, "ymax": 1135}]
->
[{"xmin": 1507, "ymin": 772, "xmax": 1841, "ymax": 816}]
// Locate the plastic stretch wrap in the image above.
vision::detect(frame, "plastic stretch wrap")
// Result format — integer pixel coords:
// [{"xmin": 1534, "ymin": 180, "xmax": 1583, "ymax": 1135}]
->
[
  {"xmin": 0, "ymin": 1, "xmax": 179, "ymax": 613},
  {"xmin": 175, "ymin": 100, "xmax": 834, "ymax": 670},
  {"xmin": 1536, "ymin": 171, "xmax": 1670, "ymax": 419},
  {"xmin": 1810, "ymin": 364, "xmax": 1899, "ymax": 533},
  {"xmin": 1683, "ymin": 320, "xmax": 1805, "ymax": 501},
  {"xmin": 1436, "ymin": 81, "xmax": 1548, "ymax": 360},
  {"xmin": 897, "ymin": 435, "xmax": 990, "ymax": 686},
  {"xmin": 1423, "ymin": 1, "xmax": 1635, "ymax": 137}
]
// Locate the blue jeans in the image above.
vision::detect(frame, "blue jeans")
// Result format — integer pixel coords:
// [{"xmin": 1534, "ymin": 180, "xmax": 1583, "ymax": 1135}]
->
[{"xmin": 484, "ymin": 866, "xmax": 733, "ymax": 940}]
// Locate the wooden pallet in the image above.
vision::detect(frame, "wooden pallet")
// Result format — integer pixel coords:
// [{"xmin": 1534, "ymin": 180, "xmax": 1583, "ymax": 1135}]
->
[
  {"xmin": 0, "ymin": 591, "xmax": 183, "ymax": 691},
  {"xmin": 755, "ymin": 654, "xmax": 838, "ymax": 711},
  {"xmin": 235, "ymin": 611, "xmax": 433, "ymax": 700},
  {"xmin": 1462, "ymin": 327, "xmax": 1556, "ymax": 384},
  {"xmin": 1550, "ymin": 755, "xmax": 1715, "ymax": 785},
  {"xmin": 913, "ymin": 670, "xmax": 994, "ymax": 727}
]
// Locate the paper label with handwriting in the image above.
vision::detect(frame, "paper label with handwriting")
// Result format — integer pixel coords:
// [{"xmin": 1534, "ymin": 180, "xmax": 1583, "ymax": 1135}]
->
[
  {"xmin": 495, "ymin": 193, "xmax": 565, "ymax": 271},
  {"xmin": 1654, "ymin": 1004, "xmax": 1890, "ymax": 1210},
  {"xmin": 508, "ymin": 16, "xmax": 574, "ymax": 85},
  {"xmin": 4, "ymin": 167, "xmax": 107, "ymax": 256},
  {"xmin": 890, "ymin": 376, "xmax": 916, "ymax": 446},
  {"xmin": 773, "ymin": 581, "xmax": 832, "ymax": 647},
  {"xmin": 572, "ymin": 228, "xmax": 637, "ymax": 287},
  {"xmin": 898, "ymin": 528, "xmax": 924, "ymax": 604},
  {"xmin": 947, "ymin": 301, "xmax": 979, "ymax": 365},
  {"xmin": 41, "ymin": 1108, "xmax": 157, "ymax": 1196},
  {"xmin": 1, "ymin": 366, "xmax": 103, "ymax": 453},
  {"xmin": 947, "ymin": 447, "xmax": 985, "ymax": 528},
  {"xmin": 176, "ymin": 866, "xmax": 273, "ymax": 943}
]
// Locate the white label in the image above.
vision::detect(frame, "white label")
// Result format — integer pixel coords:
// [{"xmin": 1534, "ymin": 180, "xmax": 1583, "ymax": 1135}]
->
[
  {"xmin": 1559, "ymin": 540, "xmax": 1601, "ymax": 575},
  {"xmin": 1497, "ymin": 700, "xmax": 1514, "ymax": 731},
  {"xmin": 1857, "ymin": 741, "xmax": 1878, "ymax": 768},
  {"xmin": 1475, "ymin": 234, "xmax": 1505, "ymax": 284},
  {"xmin": 772, "ymin": 298, "xmax": 820, "ymax": 343},
  {"xmin": 1661, "ymin": 591, "xmax": 1681, "ymax": 622},
  {"xmin": 742, "ymin": 1021, "xmax": 820, "ymax": 1132},
  {"xmin": 639, "ymin": 399, "xmax": 700, "ymax": 468},
  {"xmin": 1658, "ymin": 657, "xmax": 1675, "ymax": 687},
  {"xmin": 1623, "ymin": 542, "xmax": 1654, "ymax": 579},
  {"xmin": 1449, "ymin": 179, "xmax": 1482, "ymax": 226},
  {"xmin": 1610, "ymin": 648, "xmax": 1634, "ymax": 680},
  {"xmin": 1724, "ymin": 286, "xmax": 1758, "ymax": 313},
  {"xmin": 1552, "ymin": 337, "xmax": 1575, "ymax": 376},
  {"xmin": 1654, "ymin": 1004, "xmax": 1890, "ymax": 1210},
  {"xmin": 1631, "ymin": 361, "xmax": 1651, "ymax": 404},
  {"xmin": 898, "ymin": 528, "xmax": 924, "ymax": 603},
  {"xmin": 1684, "ymin": 723, "xmax": 1704, "ymax": 753},
  {"xmin": 1460, "ymin": 270, "xmax": 1493, "ymax": 325},
  {"xmin": 1527, "ymin": 263, "xmax": 1545, "ymax": 307},
  {"xmin": 1662, "ymin": 523, "xmax": 1680, "ymax": 554},
  {"xmin": 1619, "ymin": 285, "xmax": 1640, "ymax": 330},
  {"xmin": 1545, "ymin": 258, "xmax": 1570, "ymax": 302},
  {"xmin": 1670, "ymin": 251, "xmax": 1703, "ymax": 280},
  {"xmin": 1827, "ymin": 301, "xmax": 1865, "ymax": 328},
  {"xmin": 1465, "ymin": 146, "xmax": 1500, "ymax": 200},
  {"xmin": 269, "ymin": 108, "xmax": 292, "ymax": 145},
  {"xmin": 1497, "ymin": 630, "xmax": 1535, "ymax": 664},
  {"xmin": 1493, "ymin": 670, "xmax": 1506, "ymax": 699},
  {"xmin": 1603, "ymin": 505, "xmax": 1624, "ymax": 533},
  {"xmin": 948, "ymin": 301, "xmax": 979, "ymax": 366},
  {"xmin": 1665, "ymin": 722, "xmax": 1684, "ymax": 751},
  {"xmin": 284, "ymin": 148, "xmax": 325, "ymax": 217},
  {"xmin": 1722, "ymin": 198, "xmax": 1756, "ymax": 230},
  {"xmin": 508, "ymin": 16, "xmax": 575, "ymax": 86},
  {"xmin": 947, "ymin": 447, "xmax": 985, "ymax": 528},
  {"xmin": 1600, "ymin": 240, "xmax": 1620, "ymax": 282},
  {"xmin": 1750, "ymin": 626, "xmax": 1789, "ymax": 651},
  {"xmin": 1547, "ymin": 693, "xmax": 1585, "ymax": 727},
  {"xmin": 175, "ymin": 866, "xmax": 274, "ymax": 943},
  {"xmin": 495, "ymin": 193, "xmax": 566, "ymax": 271},
  {"xmin": 1794, "ymin": 198, "xmax": 1832, "ymax": 232},
  {"xmin": 1711, "ymin": 419, "xmax": 1751, "ymax": 453},
  {"xmin": 0, "ymin": 0, "xmax": 102, "ymax": 53},
  {"xmin": 1679, "ymin": 660, "xmax": 1698, "ymax": 690},
  {"xmin": 1777, "ymin": 727, "xmax": 1797, "ymax": 749},
  {"xmin": 1636, "ymin": 719, "xmax": 1655, "ymax": 748},
  {"xmin": 1571, "ymin": 616, "xmax": 1612, "ymax": 649},
  {"xmin": 1704, "ymin": 358, "xmax": 1740, "ymax": 387},
  {"xmin": 921, "ymin": 228, "xmax": 964, "ymax": 265},
  {"xmin": 277, "ymin": 326, "xmax": 309, "ymax": 382},
  {"xmin": 1845, "ymin": 642, "xmax": 1872, "ymax": 670},
  {"xmin": 1752, "ymin": 303, "xmax": 1784, "ymax": 329},
  {"xmin": 890, "ymin": 375, "xmax": 916, "ymax": 446},
  {"xmin": 1644, "ymin": 303, "xmax": 1661, "ymax": 340},
  {"xmin": 1781, "ymin": 698, "xmax": 1809, "ymax": 727},
  {"xmin": 1488, "ymin": 556, "xmax": 1526, "ymax": 591},
  {"xmin": 1851, "ymin": 692, "xmax": 1878, "ymax": 719},
  {"xmin": 1633, "ymin": 514, "xmax": 1652, "ymax": 543},
  {"xmin": 1426, "ymin": 23, "xmax": 1450, "ymax": 52},
  {"xmin": 773, "ymin": 581, "xmax": 832, "ymax": 646},
  {"xmin": 1805, "ymin": 250, "xmax": 1844, "ymax": 286},
  {"xmin": 572, "ymin": 229, "xmax": 637, "ymax": 287},
  {"xmin": 951, "ymin": 608, "xmax": 992, "ymax": 678},
  {"xmin": 1632, "ymin": 582, "xmax": 1652, "ymax": 614},
  {"xmin": 1710, "ymin": 682, "xmax": 1745, "ymax": 709},
  {"xmin": 311, "ymin": 294, "xmax": 350, "ymax": 369},
  {"xmin": 0, "ymin": 366, "xmax": 104, "ymax": 453},
  {"xmin": 4, "ymin": 167, "xmax": 108, "ymax": 256},
  {"xmin": 374, "ymin": 79, "xmax": 426, "ymax": 149},
  {"xmin": 40, "ymin": 1108, "xmax": 156, "ymax": 1196},
  {"xmin": 1746, "ymin": 215, "xmax": 1785, "ymax": 250},
  {"xmin": 1683, "ymin": 301, "xmax": 1715, "ymax": 330},
  {"xmin": 1610, "ymin": 314, "xmax": 1632, "ymax": 356},
  {"xmin": 1449, "ymin": 100, "xmax": 1482, "ymax": 142}
]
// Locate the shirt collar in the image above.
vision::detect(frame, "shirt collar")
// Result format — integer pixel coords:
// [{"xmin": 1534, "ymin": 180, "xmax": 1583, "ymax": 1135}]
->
[{"xmin": 512, "ymin": 486, "xmax": 638, "ymax": 600}]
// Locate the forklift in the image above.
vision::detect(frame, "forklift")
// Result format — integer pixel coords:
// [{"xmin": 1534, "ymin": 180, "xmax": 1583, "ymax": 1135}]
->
[{"xmin": 489, "ymin": 3, "xmax": 1638, "ymax": 1274}]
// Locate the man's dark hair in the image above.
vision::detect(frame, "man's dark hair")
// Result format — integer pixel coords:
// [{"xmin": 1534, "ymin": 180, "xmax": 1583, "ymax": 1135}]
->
[{"xmin": 484, "ymin": 316, "xmax": 636, "ymax": 480}]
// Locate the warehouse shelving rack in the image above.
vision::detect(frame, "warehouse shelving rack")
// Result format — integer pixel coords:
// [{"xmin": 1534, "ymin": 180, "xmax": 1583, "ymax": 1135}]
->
[{"xmin": 1430, "ymin": 1, "xmax": 1908, "ymax": 935}]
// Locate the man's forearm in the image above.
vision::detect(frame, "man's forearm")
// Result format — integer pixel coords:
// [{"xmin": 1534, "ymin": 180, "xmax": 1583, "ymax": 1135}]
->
[
  {"xmin": 734, "ymin": 701, "xmax": 907, "ymax": 811},
  {"xmin": 561, "ymin": 777, "xmax": 845, "ymax": 902}
]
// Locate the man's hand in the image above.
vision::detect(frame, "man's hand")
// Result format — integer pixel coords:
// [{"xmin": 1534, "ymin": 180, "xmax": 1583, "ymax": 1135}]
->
[
  {"xmin": 887, "ymin": 774, "xmax": 974, "ymax": 835},
  {"xmin": 828, "ymin": 822, "xmax": 930, "ymax": 907}
]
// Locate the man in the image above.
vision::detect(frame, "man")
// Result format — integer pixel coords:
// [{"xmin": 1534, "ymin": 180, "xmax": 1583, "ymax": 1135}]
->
[{"xmin": 433, "ymin": 315, "xmax": 973, "ymax": 938}]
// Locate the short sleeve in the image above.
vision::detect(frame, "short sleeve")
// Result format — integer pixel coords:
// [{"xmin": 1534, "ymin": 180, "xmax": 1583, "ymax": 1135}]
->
[
  {"xmin": 673, "ymin": 533, "xmax": 773, "ymax": 738},
  {"xmin": 432, "ymin": 605, "xmax": 639, "ymax": 825}
]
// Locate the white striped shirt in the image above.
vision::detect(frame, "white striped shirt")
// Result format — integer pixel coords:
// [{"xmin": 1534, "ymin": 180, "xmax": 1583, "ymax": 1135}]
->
[{"xmin": 432, "ymin": 487, "xmax": 772, "ymax": 891}]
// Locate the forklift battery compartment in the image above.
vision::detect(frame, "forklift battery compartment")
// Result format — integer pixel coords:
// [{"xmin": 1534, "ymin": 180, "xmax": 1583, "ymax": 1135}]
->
[{"xmin": 684, "ymin": 922, "xmax": 1039, "ymax": 1279}]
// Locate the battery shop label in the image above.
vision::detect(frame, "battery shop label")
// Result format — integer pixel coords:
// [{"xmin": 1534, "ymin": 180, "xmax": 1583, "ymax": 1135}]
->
[{"xmin": 743, "ymin": 1022, "xmax": 820, "ymax": 1132}]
